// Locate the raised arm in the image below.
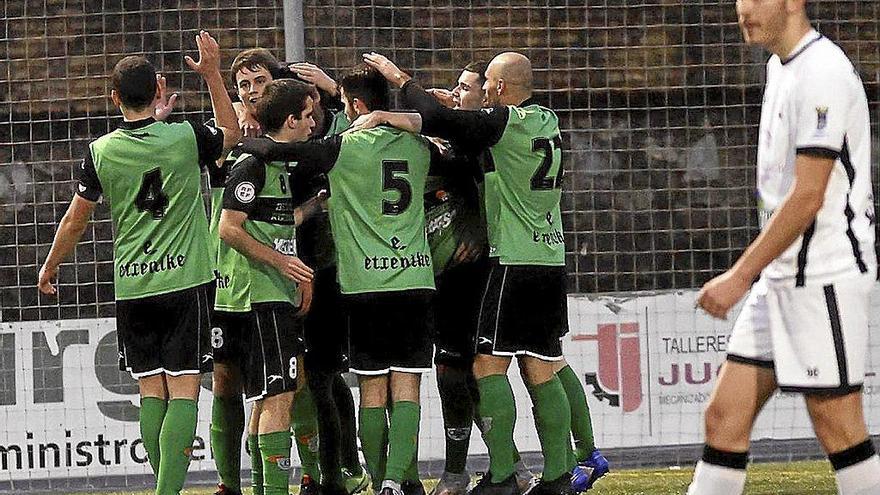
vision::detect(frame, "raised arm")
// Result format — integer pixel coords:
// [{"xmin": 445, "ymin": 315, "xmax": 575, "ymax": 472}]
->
[
  {"xmin": 363, "ymin": 53, "xmax": 506, "ymax": 153},
  {"xmin": 185, "ymin": 30, "xmax": 241, "ymax": 150},
  {"xmin": 345, "ymin": 111, "xmax": 423, "ymax": 134}
]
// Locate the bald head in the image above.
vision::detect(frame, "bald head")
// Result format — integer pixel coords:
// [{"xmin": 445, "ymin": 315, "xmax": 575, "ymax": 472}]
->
[{"xmin": 484, "ymin": 52, "xmax": 533, "ymax": 106}]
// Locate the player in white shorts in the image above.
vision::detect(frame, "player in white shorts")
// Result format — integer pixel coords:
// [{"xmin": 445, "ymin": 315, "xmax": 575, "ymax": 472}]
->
[{"xmin": 688, "ymin": 1, "xmax": 880, "ymax": 495}]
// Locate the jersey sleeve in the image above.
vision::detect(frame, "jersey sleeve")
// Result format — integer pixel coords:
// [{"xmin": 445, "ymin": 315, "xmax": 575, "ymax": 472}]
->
[
  {"xmin": 75, "ymin": 148, "xmax": 102, "ymax": 202},
  {"xmin": 794, "ymin": 67, "xmax": 853, "ymax": 159},
  {"xmin": 188, "ymin": 120, "xmax": 226, "ymax": 166},
  {"xmin": 237, "ymin": 136, "xmax": 342, "ymax": 180},
  {"xmin": 222, "ymin": 155, "xmax": 266, "ymax": 215},
  {"xmin": 401, "ymin": 80, "xmax": 508, "ymax": 154}
]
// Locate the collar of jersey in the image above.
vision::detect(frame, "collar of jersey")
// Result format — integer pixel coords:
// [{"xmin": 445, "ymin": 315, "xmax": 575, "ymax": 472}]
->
[
  {"xmin": 781, "ymin": 29, "xmax": 822, "ymax": 65},
  {"xmin": 119, "ymin": 117, "xmax": 157, "ymax": 130}
]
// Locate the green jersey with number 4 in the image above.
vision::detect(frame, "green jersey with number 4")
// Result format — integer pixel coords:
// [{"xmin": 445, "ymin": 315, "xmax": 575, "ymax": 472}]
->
[
  {"xmin": 485, "ymin": 105, "xmax": 565, "ymax": 266},
  {"xmin": 328, "ymin": 127, "xmax": 435, "ymax": 294},
  {"xmin": 89, "ymin": 121, "xmax": 214, "ymax": 300}
]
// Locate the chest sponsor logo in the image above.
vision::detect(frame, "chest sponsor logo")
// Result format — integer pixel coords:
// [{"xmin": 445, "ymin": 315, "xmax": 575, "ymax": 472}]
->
[
  {"xmin": 273, "ymin": 238, "xmax": 296, "ymax": 255},
  {"xmin": 234, "ymin": 182, "xmax": 256, "ymax": 204}
]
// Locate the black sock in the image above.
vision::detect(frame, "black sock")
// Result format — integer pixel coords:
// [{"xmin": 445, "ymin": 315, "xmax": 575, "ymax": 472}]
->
[
  {"xmin": 332, "ymin": 373, "xmax": 361, "ymax": 472},
  {"xmin": 829, "ymin": 439, "xmax": 876, "ymax": 471},
  {"xmin": 437, "ymin": 363, "xmax": 476, "ymax": 474},
  {"xmin": 309, "ymin": 369, "xmax": 344, "ymax": 488},
  {"xmin": 702, "ymin": 444, "xmax": 749, "ymax": 470}
]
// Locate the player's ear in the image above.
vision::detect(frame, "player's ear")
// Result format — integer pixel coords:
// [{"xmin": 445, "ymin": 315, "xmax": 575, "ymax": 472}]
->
[
  {"xmin": 353, "ymin": 97, "xmax": 368, "ymax": 116},
  {"xmin": 496, "ymin": 79, "xmax": 505, "ymax": 96},
  {"xmin": 110, "ymin": 90, "xmax": 122, "ymax": 109},
  {"xmin": 285, "ymin": 113, "xmax": 298, "ymax": 129}
]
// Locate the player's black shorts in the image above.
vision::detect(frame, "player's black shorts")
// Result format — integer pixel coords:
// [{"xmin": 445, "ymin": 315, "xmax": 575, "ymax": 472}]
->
[
  {"xmin": 116, "ymin": 282, "xmax": 213, "ymax": 378},
  {"xmin": 476, "ymin": 262, "xmax": 567, "ymax": 360},
  {"xmin": 210, "ymin": 309, "xmax": 250, "ymax": 365},
  {"xmin": 242, "ymin": 303, "xmax": 306, "ymax": 402},
  {"xmin": 303, "ymin": 265, "xmax": 350, "ymax": 374},
  {"xmin": 433, "ymin": 257, "xmax": 490, "ymax": 367},
  {"xmin": 346, "ymin": 289, "xmax": 433, "ymax": 375}
]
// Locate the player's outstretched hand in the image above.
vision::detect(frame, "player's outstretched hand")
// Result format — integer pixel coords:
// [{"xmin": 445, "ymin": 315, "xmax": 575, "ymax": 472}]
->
[
  {"xmin": 154, "ymin": 74, "xmax": 178, "ymax": 121},
  {"xmin": 426, "ymin": 88, "xmax": 456, "ymax": 108},
  {"xmin": 363, "ymin": 52, "xmax": 411, "ymax": 87},
  {"xmin": 296, "ymin": 280, "xmax": 313, "ymax": 317},
  {"xmin": 696, "ymin": 269, "xmax": 750, "ymax": 320},
  {"xmin": 38, "ymin": 264, "xmax": 57, "ymax": 295},
  {"xmin": 185, "ymin": 30, "xmax": 221, "ymax": 77},
  {"xmin": 290, "ymin": 62, "xmax": 338, "ymax": 96},
  {"xmin": 239, "ymin": 111, "xmax": 261, "ymax": 138},
  {"xmin": 277, "ymin": 255, "xmax": 315, "ymax": 284}
]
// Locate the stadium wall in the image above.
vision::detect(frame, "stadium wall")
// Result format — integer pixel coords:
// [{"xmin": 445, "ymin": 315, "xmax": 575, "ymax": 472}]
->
[{"xmin": 2, "ymin": 288, "xmax": 879, "ymax": 491}]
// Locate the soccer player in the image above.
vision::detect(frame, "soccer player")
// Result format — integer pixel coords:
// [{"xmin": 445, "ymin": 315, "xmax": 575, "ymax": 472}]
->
[
  {"xmin": 217, "ymin": 78, "xmax": 319, "ymax": 495},
  {"xmin": 363, "ymin": 51, "xmax": 589, "ymax": 495},
  {"xmin": 37, "ymin": 31, "xmax": 240, "ymax": 494},
  {"xmin": 238, "ymin": 65, "xmax": 443, "ymax": 495},
  {"xmin": 688, "ymin": 2, "xmax": 879, "ymax": 494},
  {"xmin": 212, "ymin": 48, "xmax": 365, "ymax": 495}
]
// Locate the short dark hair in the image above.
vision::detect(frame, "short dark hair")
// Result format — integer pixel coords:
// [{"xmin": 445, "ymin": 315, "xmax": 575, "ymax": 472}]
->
[
  {"xmin": 111, "ymin": 56, "xmax": 157, "ymax": 111},
  {"xmin": 255, "ymin": 79, "xmax": 313, "ymax": 133},
  {"xmin": 464, "ymin": 61, "xmax": 488, "ymax": 83},
  {"xmin": 230, "ymin": 48, "xmax": 280, "ymax": 86},
  {"xmin": 339, "ymin": 64, "xmax": 390, "ymax": 112}
]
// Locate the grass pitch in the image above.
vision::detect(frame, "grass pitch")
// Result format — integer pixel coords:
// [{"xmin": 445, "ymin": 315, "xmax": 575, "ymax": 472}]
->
[{"xmin": 83, "ymin": 460, "xmax": 836, "ymax": 495}]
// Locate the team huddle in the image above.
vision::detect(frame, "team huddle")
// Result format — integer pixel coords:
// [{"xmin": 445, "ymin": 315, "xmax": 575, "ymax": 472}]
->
[{"xmin": 35, "ymin": 1, "xmax": 880, "ymax": 495}]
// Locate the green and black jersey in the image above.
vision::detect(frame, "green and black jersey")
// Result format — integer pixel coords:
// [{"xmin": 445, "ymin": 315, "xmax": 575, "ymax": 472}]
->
[
  {"xmin": 291, "ymin": 108, "xmax": 350, "ymax": 270},
  {"xmin": 215, "ymin": 152, "xmax": 299, "ymax": 311},
  {"xmin": 238, "ymin": 125, "xmax": 446, "ymax": 295},
  {"xmin": 76, "ymin": 117, "xmax": 225, "ymax": 300},
  {"xmin": 402, "ymin": 82, "xmax": 565, "ymax": 267},
  {"xmin": 424, "ymin": 149, "xmax": 484, "ymax": 276}
]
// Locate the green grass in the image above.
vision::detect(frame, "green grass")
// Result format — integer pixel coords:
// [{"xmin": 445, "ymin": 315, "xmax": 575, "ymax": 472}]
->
[{"xmin": 74, "ymin": 460, "xmax": 836, "ymax": 495}]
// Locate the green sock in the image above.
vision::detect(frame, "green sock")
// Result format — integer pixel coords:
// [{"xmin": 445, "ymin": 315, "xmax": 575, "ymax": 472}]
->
[
  {"xmin": 259, "ymin": 431, "xmax": 293, "ymax": 495},
  {"xmin": 557, "ymin": 365, "xmax": 596, "ymax": 460},
  {"xmin": 477, "ymin": 375, "xmax": 516, "ymax": 483},
  {"xmin": 528, "ymin": 376, "xmax": 572, "ymax": 481},
  {"xmin": 139, "ymin": 397, "xmax": 167, "ymax": 476},
  {"xmin": 358, "ymin": 407, "xmax": 388, "ymax": 489},
  {"xmin": 211, "ymin": 395, "xmax": 245, "ymax": 491},
  {"xmin": 385, "ymin": 401, "xmax": 420, "ymax": 483},
  {"xmin": 292, "ymin": 385, "xmax": 321, "ymax": 482},
  {"xmin": 404, "ymin": 438, "xmax": 420, "ymax": 482},
  {"xmin": 156, "ymin": 398, "xmax": 198, "ymax": 495},
  {"xmin": 248, "ymin": 434, "xmax": 264, "ymax": 495}
]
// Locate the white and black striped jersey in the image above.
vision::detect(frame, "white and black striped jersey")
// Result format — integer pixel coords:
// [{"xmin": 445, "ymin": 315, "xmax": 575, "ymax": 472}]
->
[{"xmin": 756, "ymin": 29, "xmax": 876, "ymax": 287}]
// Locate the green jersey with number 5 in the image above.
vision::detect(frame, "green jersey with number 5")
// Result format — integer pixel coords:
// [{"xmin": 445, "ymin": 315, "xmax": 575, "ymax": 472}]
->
[
  {"xmin": 485, "ymin": 105, "xmax": 565, "ymax": 266},
  {"xmin": 88, "ymin": 120, "xmax": 215, "ymax": 300},
  {"xmin": 328, "ymin": 127, "xmax": 435, "ymax": 294}
]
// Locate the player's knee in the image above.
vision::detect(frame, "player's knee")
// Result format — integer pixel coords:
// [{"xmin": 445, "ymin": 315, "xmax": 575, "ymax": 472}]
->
[
  {"xmin": 806, "ymin": 392, "xmax": 868, "ymax": 451},
  {"xmin": 703, "ymin": 397, "xmax": 750, "ymax": 447},
  {"xmin": 519, "ymin": 356, "xmax": 556, "ymax": 386},
  {"xmin": 359, "ymin": 375, "xmax": 388, "ymax": 407},
  {"xmin": 437, "ymin": 364, "xmax": 470, "ymax": 396},
  {"xmin": 390, "ymin": 371, "xmax": 422, "ymax": 403},
  {"xmin": 212, "ymin": 363, "xmax": 242, "ymax": 397}
]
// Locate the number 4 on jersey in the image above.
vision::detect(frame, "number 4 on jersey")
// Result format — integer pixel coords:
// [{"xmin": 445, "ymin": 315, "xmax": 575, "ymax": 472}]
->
[{"xmin": 135, "ymin": 168, "xmax": 169, "ymax": 219}]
